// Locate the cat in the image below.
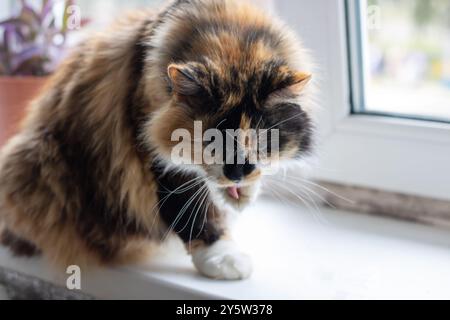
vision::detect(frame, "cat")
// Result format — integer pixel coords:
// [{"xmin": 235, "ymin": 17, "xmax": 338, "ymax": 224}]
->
[{"xmin": 0, "ymin": 0, "xmax": 314, "ymax": 280}]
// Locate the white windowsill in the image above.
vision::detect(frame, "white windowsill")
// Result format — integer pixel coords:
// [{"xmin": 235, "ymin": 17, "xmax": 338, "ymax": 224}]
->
[{"xmin": 1, "ymin": 199, "xmax": 450, "ymax": 300}]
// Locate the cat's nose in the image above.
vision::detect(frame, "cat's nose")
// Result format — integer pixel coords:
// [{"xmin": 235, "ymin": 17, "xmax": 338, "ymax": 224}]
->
[{"xmin": 223, "ymin": 163, "xmax": 256, "ymax": 182}]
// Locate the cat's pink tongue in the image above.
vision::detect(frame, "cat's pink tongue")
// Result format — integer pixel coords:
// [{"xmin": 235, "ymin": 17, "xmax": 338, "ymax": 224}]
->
[{"xmin": 227, "ymin": 186, "xmax": 240, "ymax": 200}]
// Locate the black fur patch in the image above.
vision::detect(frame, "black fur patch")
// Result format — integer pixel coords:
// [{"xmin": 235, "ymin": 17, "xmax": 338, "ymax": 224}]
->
[
  {"xmin": 1, "ymin": 229, "xmax": 42, "ymax": 257},
  {"xmin": 151, "ymin": 165, "xmax": 223, "ymax": 245},
  {"xmin": 54, "ymin": 129, "xmax": 148, "ymax": 262}
]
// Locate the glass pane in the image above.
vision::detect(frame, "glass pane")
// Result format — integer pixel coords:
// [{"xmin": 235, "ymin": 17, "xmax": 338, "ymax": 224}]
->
[{"xmin": 364, "ymin": 0, "xmax": 450, "ymax": 121}]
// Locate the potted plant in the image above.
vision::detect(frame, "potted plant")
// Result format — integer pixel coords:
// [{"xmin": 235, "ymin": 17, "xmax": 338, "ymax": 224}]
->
[{"xmin": 0, "ymin": 0, "xmax": 80, "ymax": 146}]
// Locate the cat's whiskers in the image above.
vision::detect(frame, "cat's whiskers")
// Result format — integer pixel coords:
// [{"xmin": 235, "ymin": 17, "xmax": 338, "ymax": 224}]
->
[
  {"xmin": 188, "ymin": 186, "xmax": 211, "ymax": 252},
  {"xmin": 281, "ymin": 180, "xmax": 330, "ymax": 224},
  {"xmin": 271, "ymin": 173, "xmax": 331, "ymax": 222},
  {"xmin": 268, "ymin": 179, "xmax": 329, "ymax": 225},
  {"xmin": 256, "ymin": 115, "xmax": 264, "ymax": 132},
  {"xmin": 281, "ymin": 176, "xmax": 355, "ymax": 205},
  {"xmin": 272, "ymin": 175, "xmax": 337, "ymax": 209},
  {"xmin": 298, "ymin": 183, "xmax": 336, "ymax": 210},
  {"xmin": 149, "ymin": 175, "xmax": 204, "ymax": 227},
  {"xmin": 176, "ymin": 183, "xmax": 209, "ymax": 234},
  {"xmin": 263, "ymin": 180, "xmax": 285, "ymax": 204},
  {"xmin": 215, "ymin": 118, "xmax": 227, "ymax": 129},
  {"xmin": 162, "ymin": 182, "xmax": 210, "ymax": 241},
  {"xmin": 161, "ymin": 183, "xmax": 208, "ymax": 239},
  {"xmin": 150, "ymin": 176, "xmax": 207, "ymax": 234},
  {"xmin": 195, "ymin": 195, "xmax": 211, "ymax": 240}
]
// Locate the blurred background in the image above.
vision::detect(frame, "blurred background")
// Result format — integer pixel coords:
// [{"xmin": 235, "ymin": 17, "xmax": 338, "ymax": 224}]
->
[
  {"xmin": 1, "ymin": 0, "xmax": 449, "ymax": 123},
  {"xmin": 366, "ymin": 0, "xmax": 450, "ymax": 121},
  {"xmin": 1, "ymin": 0, "xmax": 450, "ymax": 301},
  {"xmin": 1, "ymin": 0, "xmax": 449, "ymax": 199}
]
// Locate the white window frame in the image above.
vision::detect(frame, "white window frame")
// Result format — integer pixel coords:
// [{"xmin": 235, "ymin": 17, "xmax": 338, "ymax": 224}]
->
[{"xmin": 273, "ymin": 0, "xmax": 450, "ymax": 201}]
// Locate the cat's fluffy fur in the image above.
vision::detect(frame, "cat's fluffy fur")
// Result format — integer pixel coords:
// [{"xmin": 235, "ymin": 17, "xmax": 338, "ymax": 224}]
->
[{"xmin": 0, "ymin": 0, "xmax": 314, "ymax": 279}]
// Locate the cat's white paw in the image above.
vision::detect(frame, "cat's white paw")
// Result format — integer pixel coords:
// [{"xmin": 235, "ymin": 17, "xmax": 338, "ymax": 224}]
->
[{"xmin": 192, "ymin": 240, "xmax": 253, "ymax": 280}]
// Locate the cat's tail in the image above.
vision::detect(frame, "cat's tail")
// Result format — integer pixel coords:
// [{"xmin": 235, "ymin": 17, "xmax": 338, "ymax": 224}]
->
[{"xmin": 0, "ymin": 225, "xmax": 42, "ymax": 258}]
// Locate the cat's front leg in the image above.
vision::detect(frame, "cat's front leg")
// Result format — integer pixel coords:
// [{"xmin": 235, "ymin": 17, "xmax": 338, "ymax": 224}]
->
[
  {"xmin": 155, "ymin": 169, "xmax": 253, "ymax": 280},
  {"xmin": 158, "ymin": 189, "xmax": 252, "ymax": 280},
  {"xmin": 176, "ymin": 210, "xmax": 253, "ymax": 280},
  {"xmin": 190, "ymin": 238, "xmax": 253, "ymax": 280}
]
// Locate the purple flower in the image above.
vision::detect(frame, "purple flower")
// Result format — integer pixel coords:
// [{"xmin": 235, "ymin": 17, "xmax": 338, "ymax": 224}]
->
[{"xmin": 0, "ymin": 0, "xmax": 85, "ymax": 76}]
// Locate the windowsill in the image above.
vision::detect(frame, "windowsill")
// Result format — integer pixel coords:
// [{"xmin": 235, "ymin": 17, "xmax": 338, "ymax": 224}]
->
[{"xmin": 1, "ymin": 199, "xmax": 450, "ymax": 300}]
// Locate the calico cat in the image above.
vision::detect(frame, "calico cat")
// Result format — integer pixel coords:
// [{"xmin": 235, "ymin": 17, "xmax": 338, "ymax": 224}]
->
[{"xmin": 0, "ymin": 0, "xmax": 314, "ymax": 280}]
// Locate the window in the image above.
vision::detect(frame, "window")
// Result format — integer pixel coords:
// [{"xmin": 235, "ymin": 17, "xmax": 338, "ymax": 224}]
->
[
  {"xmin": 350, "ymin": 0, "xmax": 450, "ymax": 122},
  {"xmin": 274, "ymin": 0, "xmax": 450, "ymax": 202}
]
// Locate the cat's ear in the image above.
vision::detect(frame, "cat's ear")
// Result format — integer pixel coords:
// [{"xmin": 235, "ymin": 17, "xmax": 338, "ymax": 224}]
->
[
  {"xmin": 288, "ymin": 71, "xmax": 312, "ymax": 93},
  {"xmin": 167, "ymin": 63, "xmax": 204, "ymax": 96},
  {"xmin": 269, "ymin": 71, "xmax": 312, "ymax": 100}
]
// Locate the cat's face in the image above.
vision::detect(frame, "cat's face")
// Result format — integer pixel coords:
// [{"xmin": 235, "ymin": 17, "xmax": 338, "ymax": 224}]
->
[{"xmin": 149, "ymin": 60, "xmax": 313, "ymax": 209}]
